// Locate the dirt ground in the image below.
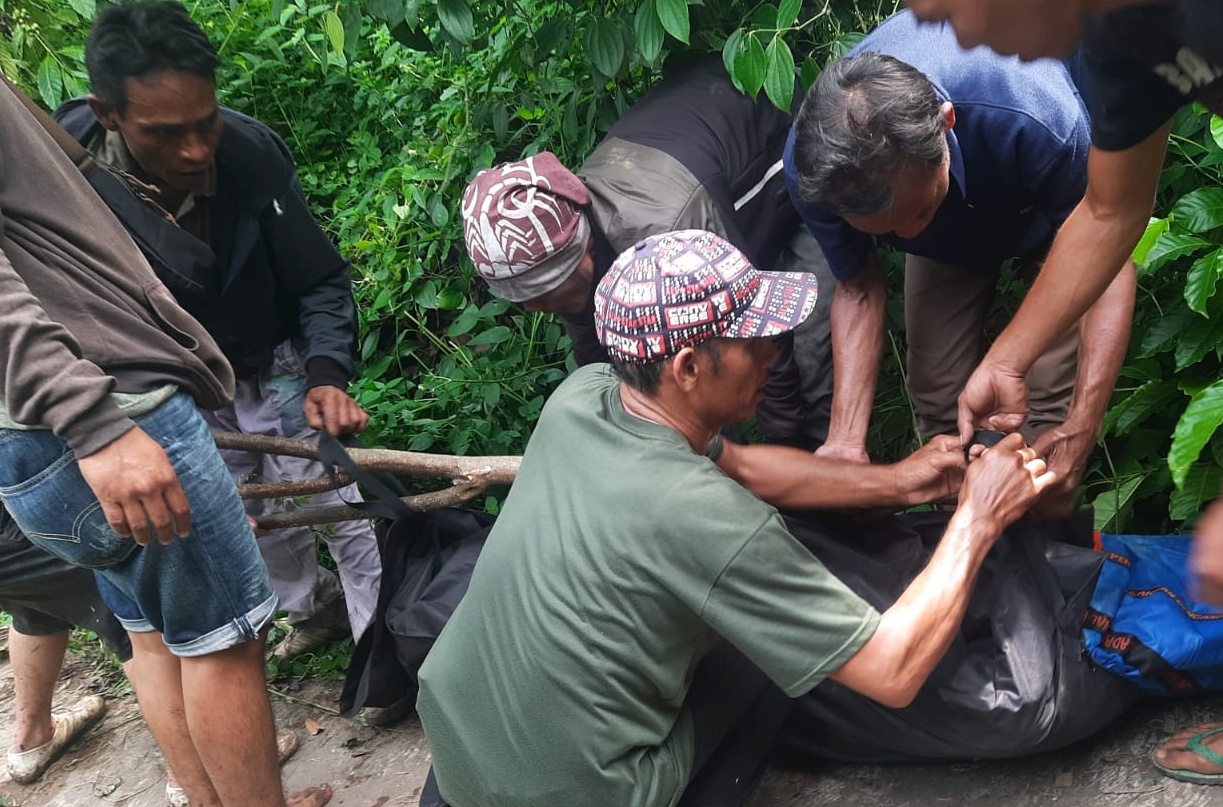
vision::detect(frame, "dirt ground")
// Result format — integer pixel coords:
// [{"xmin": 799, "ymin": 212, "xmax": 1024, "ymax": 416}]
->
[{"xmin": 8, "ymin": 654, "xmax": 1223, "ymax": 807}]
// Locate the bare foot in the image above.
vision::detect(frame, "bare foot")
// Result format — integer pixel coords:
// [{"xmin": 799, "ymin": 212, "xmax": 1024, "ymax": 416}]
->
[
  {"xmin": 286, "ymin": 784, "xmax": 333, "ymax": 807},
  {"xmin": 1153, "ymin": 721, "xmax": 1223, "ymax": 775}
]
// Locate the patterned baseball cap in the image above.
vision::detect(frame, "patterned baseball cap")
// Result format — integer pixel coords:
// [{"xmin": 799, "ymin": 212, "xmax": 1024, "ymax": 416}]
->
[
  {"xmin": 593, "ymin": 229, "xmax": 819, "ymax": 364},
  {"xmin": 461, "ymin": 152, "xmax": 591, "ymax": 303}
]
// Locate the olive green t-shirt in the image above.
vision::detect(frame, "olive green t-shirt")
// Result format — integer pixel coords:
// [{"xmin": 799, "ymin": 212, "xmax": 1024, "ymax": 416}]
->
[{"xmin": 417, "ymin": 365, "xmax": 880, "ymax": 807}]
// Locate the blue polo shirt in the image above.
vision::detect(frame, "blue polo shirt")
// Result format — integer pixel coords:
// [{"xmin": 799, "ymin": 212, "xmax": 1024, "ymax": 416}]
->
[{"xmin": 784, "ymin": 11, "xmax": 1091, "ymax": 281}]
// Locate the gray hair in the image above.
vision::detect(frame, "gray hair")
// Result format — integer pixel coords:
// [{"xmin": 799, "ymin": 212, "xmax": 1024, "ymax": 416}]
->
[{"xmin": 793, "ymin": 52, "xmax": 946, "ymax": 218}]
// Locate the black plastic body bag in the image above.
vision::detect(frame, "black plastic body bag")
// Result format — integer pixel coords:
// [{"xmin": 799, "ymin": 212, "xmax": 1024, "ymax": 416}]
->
[{"xmin": 780, "ymin": 511, "xmax": 1142, "ymax": 763}]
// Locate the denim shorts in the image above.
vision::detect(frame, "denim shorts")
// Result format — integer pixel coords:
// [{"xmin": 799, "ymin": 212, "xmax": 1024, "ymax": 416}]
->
[{"xmin": 0, "ymin": 392, "xmax": 277, "ymax": 657}]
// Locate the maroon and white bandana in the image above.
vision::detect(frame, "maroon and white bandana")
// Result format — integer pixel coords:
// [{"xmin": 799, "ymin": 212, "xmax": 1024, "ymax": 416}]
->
[
  {"xmin": 461, "ymin": 152, "xmax": 591, "ymax": 302},
  {"xmin": 593, "ymin": 229, "xmax": 819, "ymax": 364}
]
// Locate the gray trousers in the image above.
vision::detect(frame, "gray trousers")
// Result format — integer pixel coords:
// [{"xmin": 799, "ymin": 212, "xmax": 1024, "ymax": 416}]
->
[{"xmin": 200, "ymin": 341, "xmax": 382, "ymax": 639}]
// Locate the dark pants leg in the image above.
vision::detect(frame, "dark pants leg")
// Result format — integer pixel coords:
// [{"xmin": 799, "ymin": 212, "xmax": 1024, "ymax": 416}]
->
[{"xmin": 678, "ymin": 642, "xmax": 794, "ymax": 807}]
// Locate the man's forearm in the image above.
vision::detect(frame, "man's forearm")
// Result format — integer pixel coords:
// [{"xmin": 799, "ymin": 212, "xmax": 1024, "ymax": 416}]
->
[
  {"xmin": 829, "ymin": 507, "xmax": 999, "ymax": 707},
  {"xmin": 717, "ymin": 440, "xmax": 907, "ymax": 510},
  {"xmin": 825, "ymin": 257, "xmax": 887, "ymax": 447},
  {"xmin": 983, "ymin": 131, "xmax": 1166, "ymax": 376},
  {"xmin": 1066, "ymin": 259, "xmax": 1136, "ymax": 427}
]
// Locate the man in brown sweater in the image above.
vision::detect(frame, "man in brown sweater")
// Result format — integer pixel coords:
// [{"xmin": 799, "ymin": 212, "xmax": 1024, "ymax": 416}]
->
[{"xmin": 0, "ymin": 79, "xmax": 329, "ymax": 806}]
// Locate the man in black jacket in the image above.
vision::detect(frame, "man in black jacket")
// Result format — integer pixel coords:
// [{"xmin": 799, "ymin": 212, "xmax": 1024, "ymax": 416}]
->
[
  {"xmin": 461, "ymin": 59, "xmax": 835, "ymax": 449},
  {"xmin": 57, "ymin": 1, "xmax": 385, "ymax": 666}
]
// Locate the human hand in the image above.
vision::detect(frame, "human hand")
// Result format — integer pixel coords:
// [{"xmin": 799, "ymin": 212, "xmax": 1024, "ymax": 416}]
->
[
  {"xmin": 303, "ymin": 385, "xmax": 369, "ymax": 436},
  {"xmin": 956, "ymin": 361, "xmax": 1030, "ymax": 444},
  {"xmin": 814, "ymin": 438, "xmax": 871, "ymax": 465},
  {"xmin": 77, "ymin": 427, "xmax": 191, "ymax": 546},
  {"xmin": 895, "ymin": 435, "xmax": 966, "ymax": 506},
  {"xmin": 1030, "ymin": 417, "xmax": 1098, "ymax": 520},
  {"xmin": 1191, "ymin": 500, "xmax": 1223, "ymax": 607},
  {"xmin": 957, "ymin": 433, "xmax": 1056, "ymax": 536}
]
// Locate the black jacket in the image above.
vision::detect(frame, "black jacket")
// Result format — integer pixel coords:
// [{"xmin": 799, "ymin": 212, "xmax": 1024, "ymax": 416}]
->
[{"xmin": 55, "ymin": 99, "xmax": 357, "ymax": 387}]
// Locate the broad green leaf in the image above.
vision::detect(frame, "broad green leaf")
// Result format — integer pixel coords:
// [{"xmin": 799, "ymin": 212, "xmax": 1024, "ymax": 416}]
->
[
  {"xmin": 426, "ymin": 194, "xmax": 449, "ymax": 227},
  {"xmin": 655, "ymin": 0, "xmax": 690, "ymax": 44},
  {"xmin": 1175, "ymin": 308, "xmax": 1223, "ymax": 369},
  {"xmin": 67, "ymin": 0, "xmax": 96, "ymax": 20},
  {"xmin": 1138, "ymin": 306, "xmax": 1190, "ymax": 358},
  {"xmin": 1185, "ymin": 247, "xmax": 1223, "ymax": 315},
  {"xmin": 1131, "ymin": 216, "xmax": 1169, "ymax": 269},
  {"xmin": 437, "ymin": 0, "xmax": 474, "ymax": 45},
  {"xmin": 482, "ymin": 383, "xmax": 502, "ymax": 409},
  {"xmin": 366, "ymin": 0, "xmax": 406, "ymax": 24},
  {"xmin": 800, "ymin": 55, "xmax": 819, "ymax": 91},
  {"xmin": 1170, "ymin": 464, "xmax": 1223, "ymax": 521},
  {"xmin": 1145, "ymin": 232, "xmax": 1211, "ymax": 271},
  {"xmin": 776, "ymin": 0, "xmax": 802, "ymax": 29},
  {"xmin": 36, "ymin": 56, "xmax": 63, "ymax": 109},
  {"xmin": 492, "ymin": 103, "xmax": 509, "ymax": 140},
  {"xmin": 468, "ymin": 325, "xmax": 513, "ymax": 347},
  {"xmin": 751, "ymin": 4, "xmax": 779, "ymax": 29},
  {"xmin": 1103, "ymin": 380, "xmax": 1180, "ymax": 436},
  {"xmin": 828, "ymin": 31, "xmax": 866, "ymax": 61},
  {"xmin": 322, "ymin": 10, "xmax": 345, "ymax": 56},
  {"xmin": 389, "ymin": 22, "xmax": 432, "ymax": 51},
  {"xmin": 561, "ymin": 95, "xmax": 579, "ymax": 144},
  {"xmin": 1212, "ymin": 114, "xmax": 1223, "ymax": 152},
  {"xmin": 1169, "ymin": 379, "xmax": 1223, "ymax": 488},
  {"xmin": 1171, "ymin": 187, "xmax": 1223, "ymax": 233},
  {"xmin": 763, "ymin": 37, "xmax": 796, "ymax": 112},
  {"xmin": 535, "ymin": 19, "xmax": 567, "ymax": 54},
  {"xmin": 635, "ymin": 0, "xmax": 665, "ymax": 63},
  {"xmin": 722, "ymin": 29, "xmax": 746, "ymax": 92},
  {"xmin": 342, "ymin": 2, "xmax": 362, "ymax": 55},
  {"xmin": 585, "ymin": 17, "xmax": 624, "ymax": 77},
  {"xmin": 1091, "ymin": 472, "xmax": 1147, "ymax": 532},
  {"xmin": 735, "ymin": 34, "xmax": 767, "ymax": 99}
]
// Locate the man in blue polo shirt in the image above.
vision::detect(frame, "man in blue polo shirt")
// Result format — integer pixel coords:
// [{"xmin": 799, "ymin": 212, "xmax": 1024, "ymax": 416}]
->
[
  {"xmin": 904, "ymin": 0, "xmax": 1223, "ymax": 786},
  {"xmin": 783, "ymin": 10, "xmax": 1136, "ymax": 516}
]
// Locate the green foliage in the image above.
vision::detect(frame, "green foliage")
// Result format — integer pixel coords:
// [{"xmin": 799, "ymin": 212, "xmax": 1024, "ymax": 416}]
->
[
  {"xmin": 1084, "ymin": 104, "xmax": 1223, "ymax": 532},
  {"xmin": 0, "ymin": 0, "xmax": 96, "ymax": 107}
]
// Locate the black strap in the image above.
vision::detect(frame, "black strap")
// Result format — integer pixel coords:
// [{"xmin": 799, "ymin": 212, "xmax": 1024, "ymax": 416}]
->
[{"xmin": 317, "ymin": 430, "xmax": 418, "ymax": 522}]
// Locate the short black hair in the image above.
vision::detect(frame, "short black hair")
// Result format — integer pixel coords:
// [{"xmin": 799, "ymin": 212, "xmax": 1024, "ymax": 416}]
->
[
  {"xmin": 792, "ymin": 51, "xmax": 946, "ymax": 218},
  {"xmin": 609, "ymin": 339, "xmax": 724, "ymax": 396},
  {"xmin": 86, "ymin": 1, "xmax": 219, "ymax": 112}
]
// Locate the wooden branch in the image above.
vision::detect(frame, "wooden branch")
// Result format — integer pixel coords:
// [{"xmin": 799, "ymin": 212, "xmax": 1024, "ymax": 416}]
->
[
  {"xmin": 238, "ymin": 473, "xmax": 352, "ymax": 500},
  {"xmin": 252, "ymin": 475, "xmax": 490, "ymax": 529},
  {"xmin": 213, "ymin": 431, "xmax": 520, "ymax": 485}
]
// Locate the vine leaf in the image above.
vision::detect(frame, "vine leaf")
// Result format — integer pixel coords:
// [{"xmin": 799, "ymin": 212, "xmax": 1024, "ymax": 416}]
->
[
  {"xmin": 437, "ymin": 0, "xmax": 474, "ymax": 45},
  {"xmin": 1169, "ymin": 379, "xmax": 1223, "ymax": 489},
  {"xmin": 776, "ymin": 0, "xmax": 802, "ymax": 29},
  {"xmin": 635, "ymin": 0, "xmax": 665, "ymax": 63},
  {"xmin": 586, "ymin": 17, "xmax": 624, "ymax": 77},
  {"xmin": 734, "ymin": 34, "xmax": 766, "ymax": 98},
  {"xmin": 655, "ymin": 0, "xmax": 690, "ymax": 44},
  {"xmin": 323, "ymin": 10, "xmax": 345, "ymax": 56},
  {"xmin": 763, "ymin": 37, "xmax": 795, "ymax": 112}
]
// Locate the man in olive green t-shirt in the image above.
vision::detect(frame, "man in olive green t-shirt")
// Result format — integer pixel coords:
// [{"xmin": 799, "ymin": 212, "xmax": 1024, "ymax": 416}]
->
[{"xmin": 417, "ymin": 229, "xmax": 1055, "ymax": 807}]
